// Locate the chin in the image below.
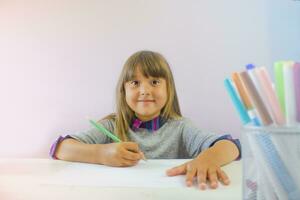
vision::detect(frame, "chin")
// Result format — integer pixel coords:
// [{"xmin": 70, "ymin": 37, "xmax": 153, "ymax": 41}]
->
[
  {"xmin": 136, "ymin": 111, "xmax": 156, "ymax": 117},
  {"xmin": 137, "ymin": 112, "xmax": 153, "ymax": 117}
]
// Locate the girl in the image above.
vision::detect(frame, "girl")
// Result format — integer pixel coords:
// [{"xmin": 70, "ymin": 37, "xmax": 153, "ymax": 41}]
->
[{"xmin": 50, "ymin": 50, "xmax": 240, "ymax": 190}]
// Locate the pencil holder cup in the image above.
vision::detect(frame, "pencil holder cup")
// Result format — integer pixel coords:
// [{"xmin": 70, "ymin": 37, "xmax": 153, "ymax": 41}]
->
[{"xmin": 242, "ymin": 125, "xmax": 300, "ymax": 200}]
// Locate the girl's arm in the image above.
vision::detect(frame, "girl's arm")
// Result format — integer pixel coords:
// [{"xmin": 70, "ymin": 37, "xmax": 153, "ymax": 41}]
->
[
  {"xmin": 54, "ymin": 138, "xmax": 144, "ymax": 167},
  {"xmin": 201, "ymin": 139, "xmax": 239, "ymax": 166},
  {"xmin": 166, "ymin": 139, "xmax": 239, "ymax": 190},
  {"xmin": 54, "ymin": 138, "xmax": 100, "ymax": 164}
]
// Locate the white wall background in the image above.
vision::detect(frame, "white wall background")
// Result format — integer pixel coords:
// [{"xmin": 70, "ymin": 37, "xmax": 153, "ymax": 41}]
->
[{"xmin": 0, "ymin": 0, "xmax": 299, "ymax": 158}]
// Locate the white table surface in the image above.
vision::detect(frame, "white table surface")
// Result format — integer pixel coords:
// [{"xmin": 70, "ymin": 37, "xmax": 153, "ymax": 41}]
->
[{"xmin": 0, "ymin": 159, "xmax": 242, "ymax": 200}]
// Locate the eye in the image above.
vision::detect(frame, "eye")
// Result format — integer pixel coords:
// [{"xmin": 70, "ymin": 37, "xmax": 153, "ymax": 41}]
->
[
  {"xmin": 151, "ymin": 79, "xmax": 160, "ymax": 86},
  {"xmin": 130, "ymin": 80, "xmax": 139, "ymax": 86}
]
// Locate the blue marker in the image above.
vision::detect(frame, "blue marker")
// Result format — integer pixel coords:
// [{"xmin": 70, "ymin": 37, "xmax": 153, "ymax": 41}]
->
[
  {"xmin": 224, "ymin": 78, "xmax": 251, "ymax": 125},
  {"xmin": 246, "ymin": 63, "xmax": 255, "ymax": 70},
  {"xmin": 224, "ymin": 78, "xmax": 257, "ymax": 199}
]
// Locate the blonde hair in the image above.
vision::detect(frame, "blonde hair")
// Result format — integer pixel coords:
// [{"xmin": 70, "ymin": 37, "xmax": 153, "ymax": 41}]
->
[{"xmin": 102, "ymin": 50, "xmax": 182, "ymax": 141}]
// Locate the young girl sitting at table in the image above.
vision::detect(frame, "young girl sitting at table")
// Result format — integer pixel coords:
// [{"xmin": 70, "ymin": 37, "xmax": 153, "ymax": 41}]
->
[{"xmin": 50, "ymin": 50, "xmax": 240, "ymax": 190}]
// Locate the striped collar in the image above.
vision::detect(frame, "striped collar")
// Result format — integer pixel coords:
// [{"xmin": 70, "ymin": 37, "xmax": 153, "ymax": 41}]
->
[{"xmin": 131, "ymin": 116, "xmax": 166, "ymax": 132}]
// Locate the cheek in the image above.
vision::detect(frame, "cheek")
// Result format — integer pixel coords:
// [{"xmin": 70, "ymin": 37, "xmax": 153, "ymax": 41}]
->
[
  {"xmin": 125, "ymin": 90, "xmax": 137, "ymax": 104},
  {"xmin": 155, "ymin": 89, "xmax": 168, "ymax": 104}
]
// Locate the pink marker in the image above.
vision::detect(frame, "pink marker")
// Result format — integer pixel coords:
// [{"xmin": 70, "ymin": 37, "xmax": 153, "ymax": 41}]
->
[
  {"xmin": 256, "ymin": 67, "xmax": 285, "ymax": 125},
  {"xmin": 240, "ymin": 71, "xmax": 273, "ymax": 126}
]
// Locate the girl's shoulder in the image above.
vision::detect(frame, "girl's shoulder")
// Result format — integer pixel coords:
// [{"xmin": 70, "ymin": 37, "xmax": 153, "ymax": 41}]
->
[
  {"xmin": 166, "ymin": 116, "xmax": 194, "ymax": 127},
  {"xmin": 97, "ymin": 114, "xmax": 116, "ymax": 130},
  {"xmin": 166, "ymin": 116, "xmax": 202, "ymax": 131}
]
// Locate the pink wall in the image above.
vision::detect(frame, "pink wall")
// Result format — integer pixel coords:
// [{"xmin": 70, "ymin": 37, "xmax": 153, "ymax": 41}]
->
[{"xmin": 0, "ymin": 0, "xmax": 299, "ymax": 158}]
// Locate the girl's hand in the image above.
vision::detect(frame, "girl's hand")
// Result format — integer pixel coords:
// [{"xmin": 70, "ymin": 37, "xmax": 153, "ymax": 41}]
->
[
  {"xmin": 166, "ymin": 155, "xmax": 230, "ymax": 190},
  {"xmin": 96, "ymin": 142, "xmax": 144, "ymax": 167}
]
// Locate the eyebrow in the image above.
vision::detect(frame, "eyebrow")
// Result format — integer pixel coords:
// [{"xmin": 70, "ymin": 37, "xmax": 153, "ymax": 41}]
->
[{"xmin": 129, "ymin": 74, "xmax": 162, "ymax": 81}]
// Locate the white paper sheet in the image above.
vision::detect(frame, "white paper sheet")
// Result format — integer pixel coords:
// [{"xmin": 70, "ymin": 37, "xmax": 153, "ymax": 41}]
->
[
  {"xmin": 44, "ymin": 159, "xmax": 189, "ymax": 188},
  {"xmin": 0, "ymin": 159, "xmax": 242, "ymax": 200},
  {"xmin": 0, "ymin": 159, "xmax": 240, "ymax": 190}
]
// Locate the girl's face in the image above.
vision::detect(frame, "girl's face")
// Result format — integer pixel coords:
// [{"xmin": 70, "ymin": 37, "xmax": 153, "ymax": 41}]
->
[{"xmin": 124, "ymin": 67, "xmax": 168, "ymax": 121}]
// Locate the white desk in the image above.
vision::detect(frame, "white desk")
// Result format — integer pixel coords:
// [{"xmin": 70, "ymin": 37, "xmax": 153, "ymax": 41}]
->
[{"xmin": 0, "ymin": 159, "xmax": 242, "ymax": 200}]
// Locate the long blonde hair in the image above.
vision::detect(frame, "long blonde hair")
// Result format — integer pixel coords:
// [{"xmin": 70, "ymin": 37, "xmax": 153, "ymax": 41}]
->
[{"xmin": 102, "ymin": 50, "xmax": 182, "ymax": 141}]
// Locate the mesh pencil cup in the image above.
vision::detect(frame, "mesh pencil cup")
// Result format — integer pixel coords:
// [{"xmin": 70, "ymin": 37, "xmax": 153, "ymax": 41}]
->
[{"xmin": 242, "ymin": 125, "xmax": 300, "ymax": 200}]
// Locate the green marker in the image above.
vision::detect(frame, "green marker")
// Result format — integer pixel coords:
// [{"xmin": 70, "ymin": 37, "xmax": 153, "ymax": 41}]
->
[
  {"xmin": 274, "ymin": 61, "xmax": 286, "ymax": 114},
  {"xmin": 88, "ymin": 119, "xmax": 147, "ymax": 161},
  {"xmin": 89, "ymin": 119, "xmax": 121, "ymax": 142}
]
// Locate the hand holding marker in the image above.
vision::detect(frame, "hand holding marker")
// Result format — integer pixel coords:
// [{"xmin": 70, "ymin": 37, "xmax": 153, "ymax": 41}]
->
[{"xmin": 88, "ymin": 118, "xmax": 147, "ymax": 161}]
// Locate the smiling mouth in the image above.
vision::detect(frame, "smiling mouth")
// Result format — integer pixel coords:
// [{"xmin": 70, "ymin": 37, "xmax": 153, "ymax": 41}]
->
[{"xmin": 137, "ymin": 100, "xmax": 155, "ymax": 102}]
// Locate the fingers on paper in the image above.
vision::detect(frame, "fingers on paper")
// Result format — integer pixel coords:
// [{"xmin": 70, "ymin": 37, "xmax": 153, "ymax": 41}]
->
[{"xmin": 166, "ymin": 163, "xmax": 187, "ymax": 176}]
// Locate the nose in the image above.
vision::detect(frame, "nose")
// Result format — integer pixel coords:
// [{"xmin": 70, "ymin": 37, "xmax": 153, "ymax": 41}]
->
[{"xmin": 139, "ymin": 83, "xmax": 151, "ymax": 96}]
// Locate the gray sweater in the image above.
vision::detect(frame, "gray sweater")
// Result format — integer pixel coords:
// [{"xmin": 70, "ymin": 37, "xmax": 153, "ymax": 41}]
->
[{"xmin": 67, "ymin": 117, "xmax": 231, "ymax": 159}]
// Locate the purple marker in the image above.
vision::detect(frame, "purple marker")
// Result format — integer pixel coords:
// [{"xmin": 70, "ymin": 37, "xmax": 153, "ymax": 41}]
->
[{"xmin": 294, "ymin": 62, "xmax": 300, "ymax": 122}]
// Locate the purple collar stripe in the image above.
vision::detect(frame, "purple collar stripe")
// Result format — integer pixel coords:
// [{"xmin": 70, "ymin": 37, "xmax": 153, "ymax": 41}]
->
[
  {"xmin": 132, "ymin": 116, "xmax": 161, "ymax": 132},
  {"xmin": 133, "ymin": 119, "xmax": 143, "ymax": 130}
]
